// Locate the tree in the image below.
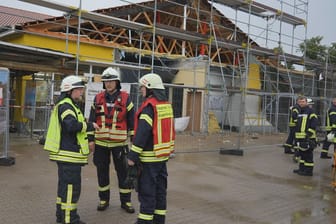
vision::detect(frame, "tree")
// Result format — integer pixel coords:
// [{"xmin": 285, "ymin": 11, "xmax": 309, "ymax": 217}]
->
[{"xmin": 299, "ymin": 36, "xmax": 327, "ymax": 63}]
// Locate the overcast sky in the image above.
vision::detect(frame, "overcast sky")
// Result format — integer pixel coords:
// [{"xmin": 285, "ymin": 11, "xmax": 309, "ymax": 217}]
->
[{"xmin": 1, "ymin": 0, "xmax": 335, "ymax": 47}]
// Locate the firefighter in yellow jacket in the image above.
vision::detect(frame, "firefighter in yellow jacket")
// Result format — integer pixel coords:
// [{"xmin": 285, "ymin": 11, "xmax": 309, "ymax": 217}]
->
[
  {"xmin": 88, "ymin": 67, "xmax": 135, "ymax": 213},
  {"xmin": 44, "ymin": 75, "xmax": 99, "ymax": 224},
  {"xmin": 128, "ymin": 73, "xmax": 175, "ymax": 224}
]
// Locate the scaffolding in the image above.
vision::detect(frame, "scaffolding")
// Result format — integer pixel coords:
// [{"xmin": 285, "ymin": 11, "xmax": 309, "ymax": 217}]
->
[{"xmin": 0, "ymin": 0, "xmax": 335, "ymax": 145}]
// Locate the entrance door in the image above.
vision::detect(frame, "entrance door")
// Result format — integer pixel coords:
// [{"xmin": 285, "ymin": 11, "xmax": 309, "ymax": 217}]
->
[{"xmin": 186, "ymin": 91, "xmax": 201, "ymax": 132}]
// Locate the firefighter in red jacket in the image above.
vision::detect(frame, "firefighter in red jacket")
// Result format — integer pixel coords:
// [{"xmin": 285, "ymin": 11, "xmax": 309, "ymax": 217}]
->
[
  {"xmin": 88, "ymin": 67, "xmax": 135, "ymax": 213},
  {"xmin": 128, "ymin": 73, "xmax": 175, "ymax": 224}
]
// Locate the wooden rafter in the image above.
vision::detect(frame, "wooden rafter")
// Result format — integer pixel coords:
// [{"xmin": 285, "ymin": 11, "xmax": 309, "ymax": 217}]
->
[
  {"xmin": 19, "ymin": 0, "xmax": 255, "ymax": 65},
  {"xmin": 87, "ymin": 21, "xmax": 105, "ymax": 39},
  {"xmin": 211, "ymin": 48, "xmax": 221, "ymax": 61},
  {"xmin": 168, "ymin": 39, "xmax": 177, "ymax": 54}
]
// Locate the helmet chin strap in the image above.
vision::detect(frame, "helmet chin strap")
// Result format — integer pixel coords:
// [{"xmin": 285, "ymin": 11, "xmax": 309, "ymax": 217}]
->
[{"xmin": 145, "ymin": 89, "xmax": 153, "ymax": 98}]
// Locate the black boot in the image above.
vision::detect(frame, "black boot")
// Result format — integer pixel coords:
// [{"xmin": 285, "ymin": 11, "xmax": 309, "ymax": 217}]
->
[
  {"xmin": 284, "ymin": 146, "xmax": 294, "ymax": 154},
  {"xmin": 320, "ymin": 152, "xmax": 332, "ymax": 159},
  {"xmin": 58, "ymin": 219, "xmax": 86, "ymax": 224},
  {"xmin": 121, "ymin": 202, "xmax": 135, "ymax": 213},
  {"xmin": 153, "ymin": 214, "xmax": 165, "ymax": 224},
  {"xmin": 293, "ymin": 162, "xmax": 305, "ymax": 174},
  {"xmin": 135, "ymin": 219, "xmax": 152, "ymax": 224},
  {"xmin": 293, "ymin": 169, "xmax": 301, "ymax": 173},
  {"xmin": 97, "ymin": 200, "xmax": 109, "ymax": 211},
  {"xmin": 298, "ymin": 166, "xmax": 313, "ymax": 176},
  {"xmin": 298, "ymin": 170, "xmax": 313, "ymax": 176}
]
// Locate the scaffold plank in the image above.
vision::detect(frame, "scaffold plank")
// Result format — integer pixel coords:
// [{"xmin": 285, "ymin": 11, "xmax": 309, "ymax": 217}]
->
[
  {"xmin": 17, "ymin": 0, "xmax": 316, "ymax": 69},
  {"xmin": 19, "ymin": 0, "xmax": 207, "ymax": 42},
  {"xmin": 213, "ymin": 0, "xmax": 306, "ymax": 26}
]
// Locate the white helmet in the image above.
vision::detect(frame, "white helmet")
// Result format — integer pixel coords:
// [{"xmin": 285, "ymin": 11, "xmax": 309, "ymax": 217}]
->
[
  {"xmin": 139, "ymin": 73, "xmax": 164, "ymax": 89},
  {"xmin": 60, "ymin": 75, "xmax": 85, "ymax": 92},
  {"xmin": 307, "ymin": 98, "xmax": 314, "ymax": 105},
  {"xmin": 101, "ymin": 67, "xmax": 120, "ymax": 81}
]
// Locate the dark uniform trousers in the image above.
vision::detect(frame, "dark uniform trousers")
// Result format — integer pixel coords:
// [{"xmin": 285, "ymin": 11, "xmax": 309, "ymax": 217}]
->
[
  {"xmin": 321, "ymin": 131, "xmax": 335, "ymax": 156},
  {"xmin": 297, "ymin": 142, "xmax": 314, "ymax": 174},
  {"xmin": 93, "ymin": 144, "xmax": 130, "ymax": 204},
  {"xmin": 56, "ymin": 162, "xmax": 82, "ymax": 224},
  {"xmin": 285, "ymin": 127, "xmax": 296, "ymax": 148},
  {"xmin": 137, "ymin": 162, "xmax": 167, "ymax": 224}
]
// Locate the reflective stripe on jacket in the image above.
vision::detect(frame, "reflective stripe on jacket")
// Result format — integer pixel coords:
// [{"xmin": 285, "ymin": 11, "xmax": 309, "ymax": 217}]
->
[
  {"xmin": 132, "ymin": 97, "xmax": 175, "ymax": 162},
  {"xmin": 325, "ymin": 105, "xmax": 336, "ymax": 131},
  {"xmin": 94, "ymin": 91, "xmax": 129, "ymax": 145},
  {"xmin": 295, "ymin": 107, "xmax": 317, "ymax": 140},
  {"xmin": 289, "ymin": 105, "xmax": 300, "ymax": 127},
  {"xmin": 44, "ymin": 97, "xmax": 89, "ymax": 164}
]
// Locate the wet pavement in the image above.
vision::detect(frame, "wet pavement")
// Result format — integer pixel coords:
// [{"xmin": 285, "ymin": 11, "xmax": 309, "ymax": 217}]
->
[{"xmin": 1, "ymin": 134, "xmax": 336, "ymax": 224}]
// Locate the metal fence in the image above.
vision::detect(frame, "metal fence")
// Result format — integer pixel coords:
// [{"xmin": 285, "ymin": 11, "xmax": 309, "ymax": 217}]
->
[{"xmin": 7, "ymin": 79, "xmax": 332, "ymax": 153}]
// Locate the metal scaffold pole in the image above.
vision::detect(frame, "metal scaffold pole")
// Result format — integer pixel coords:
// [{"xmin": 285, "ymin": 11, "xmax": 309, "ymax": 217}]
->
[
  {"xmin": 220, "ymin": 0, "xmax": 253, "ymax": 156},
  {"xmin": 75, "ymin": 0, "xmax": 82, "ymax": 76},
  {"xmin": 11, "ymin": 0, "xmax": 319, "ymax": 141}
]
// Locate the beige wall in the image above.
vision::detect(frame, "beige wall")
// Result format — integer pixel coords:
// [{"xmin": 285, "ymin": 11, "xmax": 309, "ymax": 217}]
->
[{"xmin": 172, "ymin": 60, "xmax": 207, "ymax": 88}]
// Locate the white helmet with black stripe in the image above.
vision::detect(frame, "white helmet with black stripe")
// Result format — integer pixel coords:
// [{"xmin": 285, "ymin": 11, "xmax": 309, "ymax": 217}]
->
[
  {"xmin": 101, "ymin": 67, "xmax": 120, "ymax": 81},
  {"xmin": 139, "ymin": 73, "xmax": 164, "ymax": 90},
  {"xmin": 60, "ymin": 75, "xmax": 85, "ymax": 92},
  {"xmin": 307, "ymin": 98, "xmax": 314, "ymax": 105}
]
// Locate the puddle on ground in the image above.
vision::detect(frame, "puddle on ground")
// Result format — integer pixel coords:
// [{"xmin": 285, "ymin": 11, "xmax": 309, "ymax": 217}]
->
[{"xmin": 291, "ymin": 207, "xmax": 330, "ymax": 224}]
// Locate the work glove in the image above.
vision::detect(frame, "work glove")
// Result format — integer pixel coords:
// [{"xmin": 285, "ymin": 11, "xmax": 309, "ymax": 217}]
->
[
  {"xmin": 124, "ymin": 164, "xmax": 139, "ymax": 191},
  {"xmin": 327, "ymin": 132, "xmax": 335, "ymax": 142},
  {"xmin": 297, "ymin": 141, "xmax": 309, "ymax": 149},
  {"xmin": 307, "ymin": 138, "xmax": 317, "ymax": 150}
]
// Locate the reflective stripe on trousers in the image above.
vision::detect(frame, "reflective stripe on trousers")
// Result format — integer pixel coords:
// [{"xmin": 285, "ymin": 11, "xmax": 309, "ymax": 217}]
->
[
  {"xmin": 137, "ymin": 162, "xmax": 167, "ymax": 224},
  {"xmin": 93, "ymin": 145, "xmax": 131, "ymax": 203},
  {"xmin": 56, "ymin": 162, "xmax": 81, "ymax": 224}
]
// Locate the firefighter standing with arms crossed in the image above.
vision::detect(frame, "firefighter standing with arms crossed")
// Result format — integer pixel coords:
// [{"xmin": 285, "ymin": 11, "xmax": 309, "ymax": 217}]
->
[
  {"xmin": 127, "ymin": 73, "xmax": 175, "ymax": 224},
  {"xmin": 284, "ymin": 98, "xmax": 301, "ymax": 154},
  {"xmin": 293, "ymin": 96, "xmax": 318, "ymax": 176},
  {"xmin": 320, "ymin": 97, "xmax": 336, "ymax": 159},
  {"xmin": 88, "ymin": 67, "xmax": 136, "ymax": 213},
  {"xmin": 44, "ymin": 75, "xmax": 99, "ymax": 224}
]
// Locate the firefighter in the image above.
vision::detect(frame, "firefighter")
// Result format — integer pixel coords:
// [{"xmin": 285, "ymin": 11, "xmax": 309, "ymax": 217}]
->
[
  {"xmin": 293, "ymin": 96, "xmax": 318, "ymax": 176},
  {"xmin": 292, "ymin": 98, "xmax": 315, "ymax": 163},
  {"xmin": 284, "ymin": 98, "xmax": 301, "ymax": 154},
  {"xmin": 320, "ymin": 97, "xmax": 336, "ymax": 159},
  {"xmin": 127, "ymin": 73, "xmax": 175, "ymax": 224},
  {"xmin": 44, "ymin": 75, "xmax": 99, "ymax": 224},
  {"xmin": 88, "ymin": 67, "xmax": 135, "ymax": 213},
  {"xmin": 292, "ymin": 98, "xmax": 314, "ymax": 163}
]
